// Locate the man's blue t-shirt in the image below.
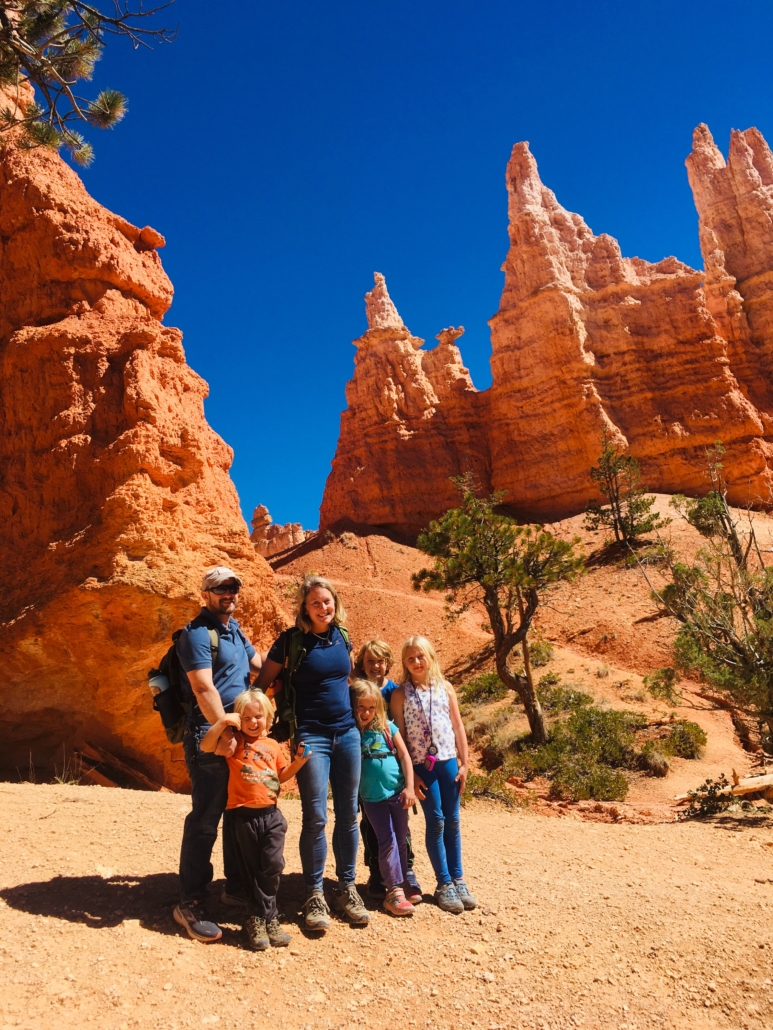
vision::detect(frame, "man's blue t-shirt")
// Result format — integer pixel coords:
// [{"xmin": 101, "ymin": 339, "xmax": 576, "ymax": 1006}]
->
[
  {"xmin": 267, "ymin": 626, "xmax": 354, "ymax": 737},
  {"xmin": 177, "ymin": 608, "xmax": 256, "ymax": 732}
]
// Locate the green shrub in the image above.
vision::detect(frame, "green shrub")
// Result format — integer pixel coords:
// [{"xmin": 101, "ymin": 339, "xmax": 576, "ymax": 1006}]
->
[
  {"xmin": 683, "ymin": 774, "xmax": 732, "ymax": 818},
  {"xmin": 529, "ymin": 639, "xmax": 554, "ymax": 668},
  {"xmin": 459, "ymin": 672, "xmax": 508, "ymax": 705},
  {"xmin": 639, "ymin": 743, "xmax": 670, "ymax": 777},
  {"xmin": 660, "ymin": 720, "xmax": 707, "ymax": 759},
  {"xmin": 548, "ymin": 759, "xmax": 629, "ymax": 802},
  {"xmin": 538, "ymin": 675, "xmax": 594, "ymax": 713},
  {"xmin": 462, "ymin": 769, "xmax": 523, "ymax": 808}
]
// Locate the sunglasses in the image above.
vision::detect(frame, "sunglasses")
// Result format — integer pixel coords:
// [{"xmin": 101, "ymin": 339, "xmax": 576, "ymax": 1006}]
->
[{"xmin": 208, "ymin": 583, "xmax": 240, "ymax": 595}]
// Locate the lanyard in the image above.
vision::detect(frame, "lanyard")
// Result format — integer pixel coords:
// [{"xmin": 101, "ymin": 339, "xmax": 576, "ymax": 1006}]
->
[{"xmin": 410, "ymin": 681, "xmax": 437, "ymax": 755}]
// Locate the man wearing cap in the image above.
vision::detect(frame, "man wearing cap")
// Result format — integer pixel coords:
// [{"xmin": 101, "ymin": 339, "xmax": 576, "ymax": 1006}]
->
[{"xmin": 173, "ymin": 566, "xmax": 263, "ymax": 943}]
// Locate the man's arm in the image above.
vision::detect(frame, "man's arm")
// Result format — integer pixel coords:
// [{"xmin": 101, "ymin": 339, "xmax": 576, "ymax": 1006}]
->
[
  {"xmin": 254, "ymin": 657, "xmax": 283, "ymax": 694},
  {"xmin": 186, "ymin": 668, "xmax": 228, "ymax": 726},
  {"xmin": 249, "ymin": 650, "xmax": 266, "ymax": 676}
]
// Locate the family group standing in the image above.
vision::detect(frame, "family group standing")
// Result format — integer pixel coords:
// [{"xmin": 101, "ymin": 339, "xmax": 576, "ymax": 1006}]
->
[{"xmin": 172, "ymin": 566, "xmax": 476, "ymax": 950}]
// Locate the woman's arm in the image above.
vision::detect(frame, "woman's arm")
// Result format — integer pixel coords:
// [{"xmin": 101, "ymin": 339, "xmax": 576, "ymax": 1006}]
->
[
  {"xmin": 392, "ymin": 687, "xmax": 426, "ymax": 801},
  {"xmin": 447, "ymin": 683, "xmax": 469, "ymax": 791},
  {"xmin": 393, "ymin": 729, "xmax": 416, "ymax": 808},
  {"xmin": 200, "ymin": 714, "xmax": 241, "ymax": 754},
  {"xmin": 278, "ymin": 740, "xmax": 313, "ymax": 783},
  {"xmin": 253, "ymin": 657, "xmax": 283, "ymax": 695}
]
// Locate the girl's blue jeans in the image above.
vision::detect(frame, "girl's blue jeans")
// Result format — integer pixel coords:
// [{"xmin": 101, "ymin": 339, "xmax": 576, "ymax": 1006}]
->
[
  {"xmin": 295, "ymin": 725, "xmax": 361, "ymax": 893},
  {"xmin": 415, "ymin": 757, "xmax": 463, "ymax": 885}
]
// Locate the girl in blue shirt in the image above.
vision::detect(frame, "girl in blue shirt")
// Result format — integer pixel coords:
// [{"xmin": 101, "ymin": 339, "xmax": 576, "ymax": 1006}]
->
[{"xmin": 351, "ymin": 678, "xmax": 416, "ymax": 917}]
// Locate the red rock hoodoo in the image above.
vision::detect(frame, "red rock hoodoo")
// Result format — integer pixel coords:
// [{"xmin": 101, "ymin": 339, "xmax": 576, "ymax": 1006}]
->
[
  {"xmin": 321, "ymin": 125, "xmax": 773, "ymax": 534},
  {"xmin": 0, "ymin": 142, "xmax": 285, "ymax": 789}
]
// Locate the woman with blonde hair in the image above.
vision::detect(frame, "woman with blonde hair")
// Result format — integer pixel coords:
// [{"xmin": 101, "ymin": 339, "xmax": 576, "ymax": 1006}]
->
[
  {"xmin": 391, "ymin": 635, "xmax": 477, "ymax": 915},
  {"xmin": 256, "ymin": 576, "xmax": 367, "ymax": 932}
]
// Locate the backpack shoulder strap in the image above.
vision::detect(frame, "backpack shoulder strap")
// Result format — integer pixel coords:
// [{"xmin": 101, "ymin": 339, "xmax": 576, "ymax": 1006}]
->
[
  {"xmin": 338, "ymin": 625, "xmax": 351, "ymax": 651},
  {"xmin": 285, "ymin": 627, "xmax": 306, "ymax": 674},
  {"xmin": 207, "ymin": 627, "xmax": 220, "ymax": 668}
]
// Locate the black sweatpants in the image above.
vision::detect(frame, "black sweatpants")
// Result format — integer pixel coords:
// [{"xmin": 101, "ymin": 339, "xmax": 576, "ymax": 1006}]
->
[{"xmin": 226, "ymin": 805, "xmax": 287, "ymax": 921}]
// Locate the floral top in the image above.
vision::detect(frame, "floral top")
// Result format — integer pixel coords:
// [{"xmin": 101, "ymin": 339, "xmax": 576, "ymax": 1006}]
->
[{"xmin": 402, "ymin": 680, "xmax": 457, "ymax": 764}]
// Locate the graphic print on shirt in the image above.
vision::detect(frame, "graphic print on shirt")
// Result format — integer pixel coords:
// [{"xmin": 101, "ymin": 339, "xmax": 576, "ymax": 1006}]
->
[
  {"xmin": 402, "ymin": 681, "xmax": 457, "ymax": 764},
  {"xmin": 238, "ymin": 740, "xmax": 280, "ymax": 796}
]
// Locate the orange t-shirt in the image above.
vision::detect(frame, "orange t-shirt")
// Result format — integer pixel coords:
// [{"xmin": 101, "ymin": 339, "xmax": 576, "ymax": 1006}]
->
[{"xmin": 225, "ymin": 732, "xmax": 288, "ymax": 809}]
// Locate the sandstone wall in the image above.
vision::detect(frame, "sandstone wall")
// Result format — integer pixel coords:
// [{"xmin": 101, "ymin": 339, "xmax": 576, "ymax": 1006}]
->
[
  {"xmin": 0, "ymin": 144, "xmax": 286, "ymax": 789},
  {"xmin": 321, "ymin": 126, "xmax": 773, "ymax": 533}
]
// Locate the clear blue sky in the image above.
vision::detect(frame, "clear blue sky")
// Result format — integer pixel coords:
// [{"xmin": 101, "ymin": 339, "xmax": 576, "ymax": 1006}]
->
[{"xmin": 81, "ymin": 0, "xmax": 773, "ymax": 529}]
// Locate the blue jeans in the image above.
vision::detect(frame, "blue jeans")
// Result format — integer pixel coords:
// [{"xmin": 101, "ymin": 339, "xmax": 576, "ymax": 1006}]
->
[
  {"xmin": 415, "ymin": 757, "xmax": 463, "ymax": 885},
  {"xmin": 178, "ymin": 731, "xmax": 243, "ymax": 902},
  {"xmin": 295, "ymin": 725, "xmax": 361, "ymax": 893}
]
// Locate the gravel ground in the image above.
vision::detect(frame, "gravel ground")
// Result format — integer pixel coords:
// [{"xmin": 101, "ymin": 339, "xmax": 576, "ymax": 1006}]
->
[{"xmin": 1, "ymin": 782, "xmax": 773, "ymax": 1030}]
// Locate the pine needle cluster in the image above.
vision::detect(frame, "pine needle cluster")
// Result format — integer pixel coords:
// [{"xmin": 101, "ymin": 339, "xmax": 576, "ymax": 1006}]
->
[{"xmin": 0, "ymin": 1, "xmax": 175, "ymax": 165}]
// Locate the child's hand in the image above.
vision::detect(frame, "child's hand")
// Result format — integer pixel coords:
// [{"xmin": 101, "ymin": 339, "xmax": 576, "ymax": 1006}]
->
[
  {"xmin": 295, "ymin": 741, "xmax": 312, "ymax": 763},
  {"xmin": 413, "ymin": 773, "xmax": 428, "ymax": 801},
  {"xmin": 401, "ymin": 786, "xmax": 416, "ymax": 809},
  {"xmin": 455, "ymin": 762, "xmax": 468, "ymax": 792}
]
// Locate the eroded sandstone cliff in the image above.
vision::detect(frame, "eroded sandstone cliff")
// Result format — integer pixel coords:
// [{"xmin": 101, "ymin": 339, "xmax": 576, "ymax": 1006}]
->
[
  {"xmin": 321, "ymin": 126, "xmax": 773, "ymax": 532},
  {"xmin": 0, "ymin": 143, "xmax": 285, "ymax": 788}
]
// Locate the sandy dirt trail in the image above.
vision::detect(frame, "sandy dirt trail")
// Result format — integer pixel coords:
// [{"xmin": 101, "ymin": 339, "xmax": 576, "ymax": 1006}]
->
[{"xmin": 1, "ymin": 783, "xmax": 773, "ymax": 1030}]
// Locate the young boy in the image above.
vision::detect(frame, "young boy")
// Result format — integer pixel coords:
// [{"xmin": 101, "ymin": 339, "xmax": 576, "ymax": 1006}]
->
[{"xmin": 201, "ymin": 689, "xmax": 310, "ymax": 950}]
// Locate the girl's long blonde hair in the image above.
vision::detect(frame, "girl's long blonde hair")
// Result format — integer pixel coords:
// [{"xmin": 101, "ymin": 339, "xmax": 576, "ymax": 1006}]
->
[
  {"xmin": 354, "ymin": 638, "xmax": 394, "ymax": 679},
  {"xmin": 294, "ymin": 575, "xmax": 347, "ymax": 633},
  {"xmin": 350, "ymin": 678, "xmax": 389, "ymax": 733},
  {"xmin": 401, "ymin": 635, "xmax": 446, "ymax": 690}
]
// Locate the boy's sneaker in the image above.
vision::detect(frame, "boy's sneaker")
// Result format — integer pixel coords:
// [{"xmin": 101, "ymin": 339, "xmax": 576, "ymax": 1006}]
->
[
  {"xmin": 434, "ymin": 882, "xmax": 464, "ymax": 914},
  {"xmin": 331, "ymin": 884, "xmax": 370, "ymax": 925},
  {"xmin": 366, "ymin": 874, "xmax": 387, "ymax": 900},
  {"xmin": 245, "ymin": 915, "xmax": 270, "ymax": 951},
  {"xmin": 303, "ymin": 891, "xmax": 331, "ymax": 932},
  {"xmin": 383, "ymin": 887, "xmax": 414, "ymax": 917},
  {"xmin": 266, "ymin": 917, "xmax": 291, "ymax": 948},
  {"xmin": 453, "ymin": 878, "xmax": 478, "ymax": 911},
  {"xmin": 404, "ymin": 869, "xmax": 423, "ymax": 904},
  {"xmin": 220, "ymin": 888, "xmax": 248, "ymax": 908},
  {"xmin": 173, "ymin": 901, "xmax": 222, "ymax": 943}
]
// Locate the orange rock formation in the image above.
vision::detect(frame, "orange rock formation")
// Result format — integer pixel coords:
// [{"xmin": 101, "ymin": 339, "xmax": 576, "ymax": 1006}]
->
[
  {"xmin": 321, "ymin": 126, "xmax": 773, "ymax": 534},
  {"xmin": 0, "ymin": 143, "xmax": 285, "ymax": 789},
  {"xmin": 251, "ymin": 504, "xmax": 309, "ymax": 557}
]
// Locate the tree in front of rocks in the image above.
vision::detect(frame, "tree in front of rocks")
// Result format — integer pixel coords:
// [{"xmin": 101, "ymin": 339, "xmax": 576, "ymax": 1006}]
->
[
  {"xmin": 412, "ymin": 481, "xmax": 583, "ymax": 745},
  {"xmin": 584, "ymin": 427, "xmax": 666, "ymax": 546},
  {"xmin": 0, "ymin": 1, "xmax": 175, "ymax": 165}
]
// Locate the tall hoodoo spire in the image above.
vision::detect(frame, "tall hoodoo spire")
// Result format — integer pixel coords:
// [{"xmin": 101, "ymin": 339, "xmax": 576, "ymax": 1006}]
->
[{"xmin": 365, "ymin": 272, "xmax": 405, "ymax": 330}]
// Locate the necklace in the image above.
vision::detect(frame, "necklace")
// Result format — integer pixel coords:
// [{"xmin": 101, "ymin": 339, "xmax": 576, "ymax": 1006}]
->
[
  {"xmin": 312, "ymin": 626, "xmax": 334, "ymax": 646},
  {"xmin": 410, "ymin": 681, "xmax": 437, "ymax": 755}
]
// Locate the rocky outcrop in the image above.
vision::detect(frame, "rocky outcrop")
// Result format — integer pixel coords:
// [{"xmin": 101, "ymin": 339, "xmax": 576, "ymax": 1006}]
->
[
  {"xmin": 251, "ymin": 504, "xmax": 309, "ymax": 557},
  {"xmin": 0, "ymin": 141, "xmax": 286, "ymax": 789},
  {"xmin": 321, "ymin": 126, "xmax": 773, "ymax": 533},
  {"xmin": 319, "ymin": 274, "xmax": 490, "ymax": 536}
]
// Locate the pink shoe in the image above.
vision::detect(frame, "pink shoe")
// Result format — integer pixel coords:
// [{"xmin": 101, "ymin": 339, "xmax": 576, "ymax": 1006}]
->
[{"xmin": 383, "ymin": 887, "xmax": 415, "ymax": 917}]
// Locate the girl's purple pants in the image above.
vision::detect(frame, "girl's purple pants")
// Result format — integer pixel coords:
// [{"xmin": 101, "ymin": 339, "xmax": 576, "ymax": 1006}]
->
[{"xmin": 361, "ymin": 792, "xmax": 410, "ymax": 889}]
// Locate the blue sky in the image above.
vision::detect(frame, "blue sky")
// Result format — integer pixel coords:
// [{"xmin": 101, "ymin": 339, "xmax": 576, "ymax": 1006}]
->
[{"xmin": 81, "ymin": 0, "xmax": 773, "ymax": 529}]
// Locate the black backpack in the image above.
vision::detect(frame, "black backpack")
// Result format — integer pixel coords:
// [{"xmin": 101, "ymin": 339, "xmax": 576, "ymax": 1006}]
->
[{"xmin": 148, "ymin": 627, "xmax": 219, "ymax": 744}]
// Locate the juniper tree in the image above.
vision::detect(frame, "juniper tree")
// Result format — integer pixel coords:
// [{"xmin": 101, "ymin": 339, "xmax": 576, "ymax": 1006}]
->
[
  {"xmin": 643, "ymin": 444, "xmax": 773, "ymax": 746},
  {"xmin": 585, "ymin": 427, "xmax": 666, "ymax": 546},
  {"xmin": 412, "ymin": 482, "xmax": 583, "ymax": 744},
  {"xmin": 0, "ymin": 1, "xmax": 175, "ymax": 165}
]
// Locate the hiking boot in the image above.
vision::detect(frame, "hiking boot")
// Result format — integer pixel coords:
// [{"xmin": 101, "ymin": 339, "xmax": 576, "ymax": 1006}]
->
[
  {"xmin": 453, "ymin": 878, "xmax": 478, "ymax": 911},
  {"xmin": 220, "ymin": 888, "xmax": 248, "ymax": 908},
  {"xmin": 366, "ymin": 874, "xmax": 387, "ymax": 900},
  {"xmin": 404, "ymin": 869, "xmax": 423, "ymax": 904},
  {"xmin": 245, "ymin": 915, "xmax": 270, "ymax": 951},
  {"xmin": 173, "ymin": 901, "xmax": 222, "ymax": 943},
  {"xmin": 383, "ymin": 887, "xmax": 414, "ymax": 917},
  {"xmin": 434, "ymin": 881, "xmax": 464, "ymax": 914},
  {"xmin": 266, "ymin": 916, "xmax": 291, "ymax": 947},
  {"xmin": 303, "ymin": 891, "xmax": 331, "ymax": 932},
  {"xmin": 332, "ymin": 883, "xmax": 370, "ymax": 925}
]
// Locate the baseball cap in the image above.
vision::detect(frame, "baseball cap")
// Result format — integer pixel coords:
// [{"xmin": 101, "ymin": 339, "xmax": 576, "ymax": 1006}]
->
[{"xmin": 200, "ymin": 566, "xmax": 243, "ymax": 591}]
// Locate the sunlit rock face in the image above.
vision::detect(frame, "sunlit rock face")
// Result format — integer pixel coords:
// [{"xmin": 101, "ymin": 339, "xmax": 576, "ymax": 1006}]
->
[
  {"xmin": 321, "ymin": 127, "xmax": 773, "ymax": 534},
  {"xmin": 0, "ymin": 140, "xmax": 285, "ymax": 788}
]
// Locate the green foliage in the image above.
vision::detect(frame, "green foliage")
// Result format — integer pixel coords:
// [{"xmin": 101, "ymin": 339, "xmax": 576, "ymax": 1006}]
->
[
  {"xmin": 458, "ymin": 672, "xmax": 508, "ymax": 705},
  {"xmin": 529, "ymin": 639, "xmax": 554, "ymax": 667},
  {"xmin": 461, "ymin": 769, "xmax": 524, "ymax": 809},
  {"xmin": 660, "ymin": 720, "xmax": 707, "ymax": 759},
  {"xmin": 537, "ymin": 675, "xmax": 594, "ymax": 713},
  {"xmin": 548, "ymin": 761, "xmax": 629, "ymax": 802},
  {"xmin": 585, "ymin": 428, "xmax": 668, "ymax": 545},
  {"xmin": 683, "ymin": 774, "xmax": 733, "ymax": 819},
  {"xmin": 643, "ymin": 667, "xmax": 683, "ymax": 706},
  {"xmin": 0, "ymin": 2, "xmax": 174, "ymax": 163},
  {"xmin": 638, "ymin": 744, "xmax": 670, "ymax": 777}
]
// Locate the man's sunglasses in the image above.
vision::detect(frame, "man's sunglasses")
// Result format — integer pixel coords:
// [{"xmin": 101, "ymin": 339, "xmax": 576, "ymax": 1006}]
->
[{"xmin": 208, "ymin": 583, "xmax": 240, "ymax": 595}]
